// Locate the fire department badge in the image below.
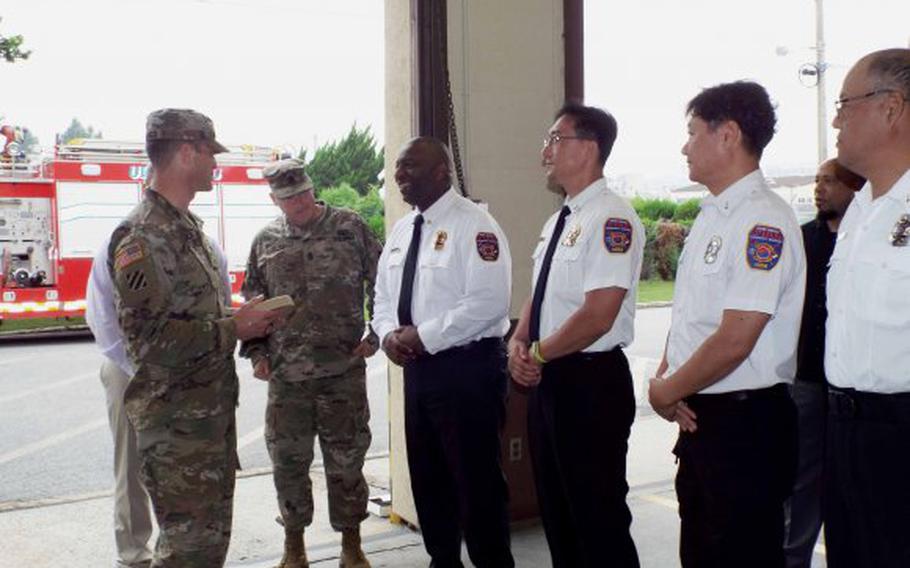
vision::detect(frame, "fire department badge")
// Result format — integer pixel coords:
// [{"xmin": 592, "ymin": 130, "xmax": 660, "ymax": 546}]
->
[
  {"xmin": 890, "ymin": 214, "xmax": 910, "ymax": 247},
  {"xmin": 114, "ymin": 242, "xmax": 146, "ymax": 271},
  {"xmin": 603, "ymin": 218, "xmax": 632, "ymax": 254},
  {"xmin": 434, "ymin": 230, "xmax": 448, "ymax": 250},
  {"xmin": 561, "ymin": 225, "xmax": 581, "ymax": 247},
  {"xmin": 475, "ymin": 232, "xmax": 500, "ymax": 261},
  {"xmin": 746, "ymin": 225, "xmax": 784, "ymax": 270},
  {"xmin": 704, "ymin": 235, "xmax": 722, "ymax": 264}
]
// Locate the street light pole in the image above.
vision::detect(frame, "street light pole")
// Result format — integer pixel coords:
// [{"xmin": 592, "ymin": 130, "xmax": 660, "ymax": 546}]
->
[{"xmin": 815, "ymin": 0, "xmax": 827, "ymax": 163}]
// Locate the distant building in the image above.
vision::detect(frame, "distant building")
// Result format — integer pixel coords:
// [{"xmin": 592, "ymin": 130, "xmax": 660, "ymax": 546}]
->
[{"xmin": 670, "ymin": 174, "xmax": 815, "ymax": 223}]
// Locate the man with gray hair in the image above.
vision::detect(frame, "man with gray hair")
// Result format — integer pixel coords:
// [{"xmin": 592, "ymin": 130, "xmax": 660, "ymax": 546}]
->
[
  {"xmin": 825, "ymin": 47, "xmax": 910, "ymax": 568},
  {"xmin": 108, "ymin": 108, "xmax": 283, "ymax": 567},
  {"xmin": 241, "ymin": 158, "xmax": 381, "ymax": 568}
]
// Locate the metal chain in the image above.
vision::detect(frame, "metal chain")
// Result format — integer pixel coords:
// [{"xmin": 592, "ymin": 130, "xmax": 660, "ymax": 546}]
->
[{"xmin": 435, "ymin": 1, "xmax": 468, "ymax": 197}]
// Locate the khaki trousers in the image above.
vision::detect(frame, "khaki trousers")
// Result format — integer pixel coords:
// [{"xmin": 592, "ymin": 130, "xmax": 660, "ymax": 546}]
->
[{"xmin": 100, "ymin": 358, "xmax": 154, "ymax": 567}]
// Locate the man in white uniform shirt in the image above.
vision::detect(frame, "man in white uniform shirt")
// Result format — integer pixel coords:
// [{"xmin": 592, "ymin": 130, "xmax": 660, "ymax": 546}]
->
[
  {"xmin": 86, "ymin": 195, "xmax": 232, "ymax": 568},
  {"xmin": 824, "ymin": 48, "xmax": 910, "ymax": 568},
  {"xmin": 648, "ymin": 81, "xmax": 806, "ymax": 568},
  {"xmin": 509, "ymin": 103, "xmax": 642, "ymax": 568},
  {"xmin": 373, "ymin": 137, "xmax": 514, "ymax": 568}
]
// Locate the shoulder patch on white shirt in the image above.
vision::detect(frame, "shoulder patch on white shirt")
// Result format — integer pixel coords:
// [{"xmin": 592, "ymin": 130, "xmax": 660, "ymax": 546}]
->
[
  {"xmin": 603, "ymin": 218, "xmax": 632, "ymax": 253},
  {"xmin": 746, "ymin": 225, "xmax": 784, "ymax": 270},
  {"xmin": 475, "ymin": 232, "xmax": 500, "ymax": 261}
]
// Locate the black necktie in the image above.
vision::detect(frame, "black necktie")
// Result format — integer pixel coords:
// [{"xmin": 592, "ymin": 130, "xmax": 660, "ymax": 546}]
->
[
  {"xmin": 529, "ymin": 205, "xmax": 571, "ymax": 342},
  {"xmin": 397, "ymin": 214, "xmax": 424, "ymax": 326}
]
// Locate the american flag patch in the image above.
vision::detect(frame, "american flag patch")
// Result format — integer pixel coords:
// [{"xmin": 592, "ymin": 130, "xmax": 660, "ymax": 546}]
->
[{"xmin": 115, "ymin": 243, "xmax": 146, "ymax": 271}]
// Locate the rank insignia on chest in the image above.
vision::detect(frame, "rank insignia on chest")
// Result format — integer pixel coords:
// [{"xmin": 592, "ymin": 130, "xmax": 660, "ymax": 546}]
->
[
  {"xmin": 746, "ymin": 225, "xmax": 784, "ymax": 270},
  {"xmin": 704, "ymin": 235, "xmax": 722, "ymax": 264},
  {"xmin": 434, "ymin": 230, "xmax": 448, "ymax": 250},
  {"xmin": 890, "ymin": 214, "xmax": 910, "ymax": 247},
  {"xmin": 475, "ymin": 231, "xmax": 500, "ymax": 261},
  {"xmin": 603, "ymin": 218, "xmax": 632, "ymax": 253},
  {"xmin": 562, "ymin": 225, "xmax": 581, "ymax": 247}
]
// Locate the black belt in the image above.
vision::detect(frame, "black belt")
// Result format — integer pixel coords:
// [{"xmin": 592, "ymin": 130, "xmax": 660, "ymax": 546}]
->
[
  {"xmin": 431, "ymin": 337, "xmax": 502, "ymax": 358},
  {"xmin": 686, "ymin": 383, "xmax": 789, "ymax": 405},
  {"xmin": 828, "ymin": 386, "xmax": 910, "ymax": 423},
  {"xmin": 558, "ymin": 345, "xmax": 622, "ymax": 363}
]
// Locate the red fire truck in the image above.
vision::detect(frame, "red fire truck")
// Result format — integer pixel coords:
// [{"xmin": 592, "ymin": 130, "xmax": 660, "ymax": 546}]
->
[{"xmin": 0, "ymin": 139, "xmax": 281, "ymax": 321}]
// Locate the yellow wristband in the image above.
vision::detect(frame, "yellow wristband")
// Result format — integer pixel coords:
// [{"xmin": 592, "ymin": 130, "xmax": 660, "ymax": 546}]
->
[{"xmin": 530, "ymin": 341, "xmax": 547, "ymax": 364}]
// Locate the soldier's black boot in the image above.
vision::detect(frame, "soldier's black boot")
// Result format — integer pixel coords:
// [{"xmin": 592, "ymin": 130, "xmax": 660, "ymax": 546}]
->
[
  {"xmin": 339, "ymin": 527, "xmax": 370, "ymax": 568},
  {"xmin": 277, "ymin": 528, "xmax": 309, "ymax": 568}
]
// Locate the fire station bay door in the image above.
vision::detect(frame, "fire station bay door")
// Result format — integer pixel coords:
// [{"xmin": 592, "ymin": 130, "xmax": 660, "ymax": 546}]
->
[{"xmin": 384, "ymin": 0, "xmax": 571, "ymax": 525}]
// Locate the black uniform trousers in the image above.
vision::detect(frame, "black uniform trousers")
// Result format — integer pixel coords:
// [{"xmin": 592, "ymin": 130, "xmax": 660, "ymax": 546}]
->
[
  {"xmin": 527, "ymin": 348, "xmax": 640, "ymax": 568},
  {"xmin": 783, "ymin": 380, "xmax": 828, "ymax": 568},
  {"xmin": 673, "ymin": 383, "xmax": 797, "ymax": 568},
  {"xmin": 403, "ymin": 337, "xmax": 514, "ymax": 568},
  {"xmin": 824, "ymin": 387, "xmax": 910, "ymax": 568}
]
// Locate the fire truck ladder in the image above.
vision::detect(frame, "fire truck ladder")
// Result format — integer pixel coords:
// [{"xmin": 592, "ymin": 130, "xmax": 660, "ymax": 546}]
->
[{"xmin": 56, "ymin": 139, "xmax": 276, "ymax": 165}]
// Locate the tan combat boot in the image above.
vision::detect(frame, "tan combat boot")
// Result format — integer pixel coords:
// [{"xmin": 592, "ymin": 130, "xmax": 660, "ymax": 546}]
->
[
  {"xmin": 277, "ymin": 528, "xmax": 309, "ymax": 568},
  {"xmin": 339, "ymin": 527, "xmax": 370, "ymax": 568}
]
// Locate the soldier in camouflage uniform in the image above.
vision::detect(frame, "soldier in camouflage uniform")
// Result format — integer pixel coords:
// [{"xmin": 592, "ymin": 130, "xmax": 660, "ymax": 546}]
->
[
  {"xmin": 241, "ymin": 159, "xmax": 382, "ymax": 568},
  {"xmin": 109, "ymin": 108, "xmax": 284, "ymax": 568}
]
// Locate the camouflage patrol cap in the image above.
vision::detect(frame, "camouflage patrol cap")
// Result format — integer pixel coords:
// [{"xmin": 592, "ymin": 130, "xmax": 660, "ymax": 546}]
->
[
  {"xmin": 145, "ymin": 108, "xmax": 229, "ymax": 153},
  {"xmin": 263, "ymin": 158, "xmax": 314, "ymax": 198}
]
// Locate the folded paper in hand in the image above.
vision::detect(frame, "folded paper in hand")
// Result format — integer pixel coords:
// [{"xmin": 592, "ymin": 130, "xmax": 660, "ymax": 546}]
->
[{"xmin": 253, "ymin": 295, "xmax": 295, "ymax": 313}]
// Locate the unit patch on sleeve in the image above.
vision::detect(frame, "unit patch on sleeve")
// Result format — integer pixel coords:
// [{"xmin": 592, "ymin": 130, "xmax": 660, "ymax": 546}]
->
[
  {"xmin": 746, "ymin": 225, "xmax": 784, "ymax": 270},
  {"xmin": 125, "ymin": 269, "xmax": 148, "ymax": 292},
  {"xmin": 475, "ymin": 232, "xmax": 500, "ymax": 261},
  {"xmin": 603, "ymin": 218, "xmax": 633, "ymax": 253}
]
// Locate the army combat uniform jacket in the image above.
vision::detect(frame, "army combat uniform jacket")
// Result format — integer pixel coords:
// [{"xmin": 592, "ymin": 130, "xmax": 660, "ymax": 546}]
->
[
  {"xmin": 108, "ymin": 189, "xmax": 239, "ymax": 431},
  {"xmin": 241, "ymin": 204, "xmax": 382, "ymax": 381}
]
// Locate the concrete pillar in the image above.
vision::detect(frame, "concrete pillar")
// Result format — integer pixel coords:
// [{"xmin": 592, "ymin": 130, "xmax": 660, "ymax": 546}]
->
[{"xmin": 384, "ymin": 0, "xmax": 567, "ymax": 526}]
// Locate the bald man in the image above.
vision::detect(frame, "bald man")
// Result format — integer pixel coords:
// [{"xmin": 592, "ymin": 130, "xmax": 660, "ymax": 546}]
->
[
  {"xmin": 372, "ymin": 137, "xmax": 515, "ymax": 568},
  {"xmin": 825, "ymin": 48, "xmax": 910, "ymax": 568}
]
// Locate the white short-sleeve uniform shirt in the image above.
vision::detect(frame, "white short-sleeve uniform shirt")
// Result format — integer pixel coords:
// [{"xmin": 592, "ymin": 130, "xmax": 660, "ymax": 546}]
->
[
  {"xmin": 826, "ymin": 168, "xmax": 910, "ymax": 394},
  {"xmin": 532, "ymin": 178, "xmax": 645, "ymax": 352},
  {"xmin": 666, "ymin": 170, "xmax": 806, "ymax": 394}
]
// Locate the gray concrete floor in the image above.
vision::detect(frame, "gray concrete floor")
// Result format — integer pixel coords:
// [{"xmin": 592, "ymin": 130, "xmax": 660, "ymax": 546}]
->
[{"xmin": 0, "ymin": 412, "xmax": 827, "ymax": 567}]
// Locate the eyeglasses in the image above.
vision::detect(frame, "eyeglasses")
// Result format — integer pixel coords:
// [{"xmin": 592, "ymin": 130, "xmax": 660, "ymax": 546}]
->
[
  {"xmin": 834, "ymin": 88, "xmax": 906, "ymax": 114},
  {"xmin": 542, "ymin": 133, "xmax": 593, "ymax": 148}
]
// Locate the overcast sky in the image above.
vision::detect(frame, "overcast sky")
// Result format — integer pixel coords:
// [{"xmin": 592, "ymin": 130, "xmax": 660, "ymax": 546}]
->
[
  {"xmin": 3, "ymin": 1, "xmax": 909, "ymax": 190},
  {"xmin": 1, "ymin": 0, "xmax": 384, "ymax": 154},
  {"xmin": 586, "ymin": 0, "xmax": 910, "ymax": 189}
]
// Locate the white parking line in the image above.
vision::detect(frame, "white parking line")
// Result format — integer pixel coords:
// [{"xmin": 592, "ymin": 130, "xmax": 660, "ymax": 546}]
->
[
  {"xmin": 237, "ymin": 426, "xmax": 264, "ymax": 452},
  {"xmin": 0, "ymin": 418, "xmax": 107, "ymax": 465},
  {"xmin": 0, "ymin": 371, "xmax": 96, "ymax": 405}
]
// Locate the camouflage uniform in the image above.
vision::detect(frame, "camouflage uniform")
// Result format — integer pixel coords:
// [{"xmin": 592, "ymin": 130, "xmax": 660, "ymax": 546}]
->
[
  {"xmin": 242, "ymin": 187, "xmax": 381, "ymax": 533},
  {"xmin": 109, "ymin": 109, "xmax": 237, "ymax": 568}
]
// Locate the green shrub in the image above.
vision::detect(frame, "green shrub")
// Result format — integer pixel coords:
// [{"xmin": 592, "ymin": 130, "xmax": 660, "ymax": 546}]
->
[
  {"xmin": 632, "ymin": 196, "xmax": 677, "ymax": 221},
  {"xmin": 640, "ymin": 218, "xmax": 659, "ymax": 280},
  {"xmin": 318, "ymin": 183, "xmax": 385, "ymax": 241},
  {"xmin": 673, "ymin": 198, "xmax": 701, "ymax": 222}
]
